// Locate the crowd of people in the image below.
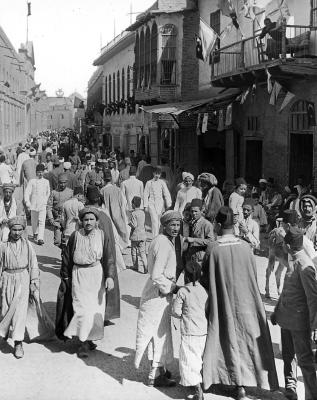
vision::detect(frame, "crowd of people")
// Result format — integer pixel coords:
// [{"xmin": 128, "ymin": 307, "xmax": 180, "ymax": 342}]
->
[{"xmin": 0, "ymin": 130, "xmax": 317, "ymax": 400}]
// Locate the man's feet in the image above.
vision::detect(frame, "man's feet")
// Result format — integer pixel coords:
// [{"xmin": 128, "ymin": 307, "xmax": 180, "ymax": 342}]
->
[
  {"xmin": 33, "ymin": 234, "xmax": 38, "ymax": 242},
  {"xmin": 147, "ymin": 374, "xmax": 176, "ymax": 387},
  {"xmin": 14, "ymin": 341, "xmax": 24, "ymax": 359},
  {"xmin": 77, "ymin": 341, "xmax": 90, "ymax": 358},
  {"xmin": 193, "ymin": 384, "xmax": 204, "ymax": 400},
  {"xmin": 37, "ymin": 239, "xmax": 44, "ymax": 246},
  {"xmin": 285, "ymin": 388, "xmax": 298, "ymax": 400}
]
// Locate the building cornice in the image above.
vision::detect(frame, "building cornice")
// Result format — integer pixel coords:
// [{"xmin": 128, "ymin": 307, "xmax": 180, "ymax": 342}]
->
[{"xmin": 93, "ymin": 31, "xmax": 135, "ymax": 66}]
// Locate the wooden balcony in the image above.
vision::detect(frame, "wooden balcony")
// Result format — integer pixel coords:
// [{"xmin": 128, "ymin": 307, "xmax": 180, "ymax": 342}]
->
[{"xmin": 211, "ymin": 21, "xmax": 317, "ymax": 88}]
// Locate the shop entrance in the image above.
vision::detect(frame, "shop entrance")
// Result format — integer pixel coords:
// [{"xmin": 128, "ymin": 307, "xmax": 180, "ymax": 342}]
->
[
  {"xmin": 245, "ymin": 140, "xmax": 262, "ymax": 185},
  {"xmin": 289, "ymin": 133, "xmax": 313, "ymax": 187}
]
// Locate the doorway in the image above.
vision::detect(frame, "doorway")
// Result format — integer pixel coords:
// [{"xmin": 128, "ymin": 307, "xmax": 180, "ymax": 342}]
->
[
  {"xmin": 245, "ymin": 140, "xmax": 262, "ymax": 185},
  {"xmin": 289, "ymin": 133, "xmax": 313, "ymax": 187}
]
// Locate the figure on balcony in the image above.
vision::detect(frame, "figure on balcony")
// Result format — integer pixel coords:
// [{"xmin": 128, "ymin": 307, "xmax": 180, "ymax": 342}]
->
[{"xmin": 259, "ymin": 18, "xmax": 289, "ymax": 60}]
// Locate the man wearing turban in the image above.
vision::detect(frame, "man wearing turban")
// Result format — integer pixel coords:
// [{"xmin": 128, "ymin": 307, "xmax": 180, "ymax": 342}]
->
[
  {"xmin": 135, "ymin": 210, "xmax": 183, "ymax": 387},
  {"xmin": 0, "ymin": 183, "xmax": 17, "ymax": 242},
  {"xmin": 174, "ymin": 172, "xmax": 202, "ymax": 215},
  {"xmin": 0, "ymin": 217, "xmax": 39, "ymax": 358},
  {"xmin": 298, "ymin": 195, "xmax": 317, "ymax": 250},
  {"xmin": 198, "ymin": 173, "xmax": 224, "ymax": 222}
]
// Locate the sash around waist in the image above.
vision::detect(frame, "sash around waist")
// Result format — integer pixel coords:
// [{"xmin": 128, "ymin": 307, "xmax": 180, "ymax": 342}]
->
[
  {"xmin": 3, "ymin": 266, "xmax": 28, "ymax": 274},
  {"xmin": 74, "ymin": 260, "xmax": 101, "ymax": 269}
]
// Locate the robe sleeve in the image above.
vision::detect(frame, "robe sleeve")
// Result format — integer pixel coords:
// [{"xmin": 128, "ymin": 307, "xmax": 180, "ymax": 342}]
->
[
  {"xmin": 47, "ymin": 191, "xmax": 54, "ymax": 222},
  {"xmin": 60, "ymin": 232, "xmax": 76, "ymax": 281},
  {"xmin": 174, "ymin": 191, "xmax": 181, "ymax": 212},
  {"xmin": 101, "ymin": 230, "xmax": 116, "ymax": 280},
  {"xmin": 28, "ymin": 243, "xmax": 40, "ymax": 287},
  {"xmin": 162, "ymin": 181, "xmax": 172, "ymax": 209},
  {"xmin": 300, "ymin": 265, "xmax": 317, "ymax": 329},
  {"xmin": 24, "ymin": 180, "xmax": 32, "ymax": 208},
  {"xmin": 143, "ymin": 181, "xmax": 150, "ymax": 208},
  {"xmin": 172, "ymin": 287, "xmax": 186, "ymax": 318},
  {"xmin": 151, "ymin": 240, "xmax": 176, "ymax": 295}
]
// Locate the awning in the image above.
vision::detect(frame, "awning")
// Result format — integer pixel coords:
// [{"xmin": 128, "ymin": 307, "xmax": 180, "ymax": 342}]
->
[{"xmin": 141, "ymin": 88, "xmax": 241, "ymax": 116}]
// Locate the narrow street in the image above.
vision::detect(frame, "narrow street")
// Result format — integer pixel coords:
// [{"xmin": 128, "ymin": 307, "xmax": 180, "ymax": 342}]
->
[{"xmin": 0, "ymin": 227, "xmax": 306, "ymax": 400}]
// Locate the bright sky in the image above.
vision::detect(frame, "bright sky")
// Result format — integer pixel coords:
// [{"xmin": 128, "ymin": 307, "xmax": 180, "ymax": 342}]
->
[{"xmin": 0, "ymin": 0, "xmax": 154, "ymax": 98}]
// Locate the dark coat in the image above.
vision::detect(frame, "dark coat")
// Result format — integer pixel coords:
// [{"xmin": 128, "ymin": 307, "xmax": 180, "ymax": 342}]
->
[
  {"xmin": 202, "ymin": 236, "xmax": 278, "ymax": 390},
  {"xmin": 55, "ymin": 225, "xmax": 120, "ymax": 340}
]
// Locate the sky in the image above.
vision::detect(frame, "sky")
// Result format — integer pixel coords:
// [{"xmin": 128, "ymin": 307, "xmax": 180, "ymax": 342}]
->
[{"xmin": 0, "ymin": 0, "xmax": 154, "ymax": 98}]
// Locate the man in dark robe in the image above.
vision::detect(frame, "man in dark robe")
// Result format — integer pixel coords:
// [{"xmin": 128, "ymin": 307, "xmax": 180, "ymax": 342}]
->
[{"xmin": 202, "ymin": 207, "xmax": 278, "ymax": 400}]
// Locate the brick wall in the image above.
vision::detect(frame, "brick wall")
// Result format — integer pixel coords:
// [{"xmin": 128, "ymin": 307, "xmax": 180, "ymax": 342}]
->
[{"xmin": 181, "ymin": 11, "xmax": 200, "ymax": 101}]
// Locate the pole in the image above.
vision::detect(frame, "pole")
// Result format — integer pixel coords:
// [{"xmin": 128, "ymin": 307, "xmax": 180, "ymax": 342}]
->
[{"xmin": 130, "ymin": 1, "xmax": 132, "ymax": 24}]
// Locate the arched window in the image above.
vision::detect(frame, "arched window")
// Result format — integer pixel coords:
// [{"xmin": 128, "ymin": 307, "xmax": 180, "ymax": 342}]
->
[
  {"xmin": 135, "ymin": 33, "xmax": 140, "ymax": 88},
  {"xmin": 117, "ymin": 70, "xmax": 120, "ymax": 101},
  {"xmin": 112, "ymin": 72, "xmax": 116, "ymax": 102},
  {"xmin": 290, "ymin": 100, "xmax": 314, "ymax": 132},
  {"xmin": 140, "ymin": 30, "xmax": 145, "ymax": 87},
  {"xmin": 151, "ymin": 22, "xmax": 158, "ymax": 84},
  {"xmin": 108, "ymin": 74, "xmax": 111, "ymax": 103},
  {"xmin": 122, "ymin": 68, "xmax": 125, "ymax": 100},
  {"xmin": 127, "ymin": 66, "xmax": 130, "ymax": 98},
  {"xmin": 105, "ymin": 76, "xmax": 108, "ymax": 105},
  {"xmin": 160, "ymin": 24, "xmax": 177, "ymax": 85},
  {"xmin": 145, "ymin": 26, "xmax": 151, "ymax": 87}
]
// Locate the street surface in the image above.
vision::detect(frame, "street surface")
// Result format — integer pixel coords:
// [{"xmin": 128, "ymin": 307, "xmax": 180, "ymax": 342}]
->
[{"xmin": 0, "ymin": 226, "xmax": 306, "ymax": 400}]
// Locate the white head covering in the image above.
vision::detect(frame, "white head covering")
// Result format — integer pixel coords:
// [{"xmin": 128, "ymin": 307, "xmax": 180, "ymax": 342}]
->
[
  {"xmin": 63, "ymin": 162, "xmax": 71, "ymax": 170},
  {"xmin": 182, "ymin": 172, "xmax": 194, "ymax": 181},
  {"xmin": 29, "ymin": 148, "xmax": 36, "ymax": 156},
  {"xmin": 259, "ymin": 178, "xmax": 267, "ymax": 184}
]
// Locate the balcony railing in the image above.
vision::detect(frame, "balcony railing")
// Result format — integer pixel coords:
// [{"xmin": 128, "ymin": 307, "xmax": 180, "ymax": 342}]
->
[{"xmin": 211, "ymin": 21, "xmax": 317, "ymax": 79}]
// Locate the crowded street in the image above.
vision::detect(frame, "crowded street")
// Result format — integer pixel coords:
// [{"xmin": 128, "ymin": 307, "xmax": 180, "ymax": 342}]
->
[
  {"xmin": 0, "ymin": 226, "xmax": 306, "ymax": 400},
  {"xmin": 2, "ymin": 1, "xmax": 317, "ymax": 400}
]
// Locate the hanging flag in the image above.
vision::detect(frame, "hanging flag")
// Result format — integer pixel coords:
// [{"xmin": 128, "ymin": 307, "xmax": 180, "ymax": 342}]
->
[
  {"xmin": 266, "ymin": 69, "xmax": 273, "ymax": 94},
  {"xmin": 240, "ymin": 88, "xmax": 250, "ymax": 104},
  {"xmin": 220, "ymin": 22, "xmax": 234, "ymax": 40},
  {"xmin": 225, "ymin": 104, "xmax": 233, "ymax": 126},
  {"xmin": 279, "ymin": 91, "xmax": 295, "ymax": 112},
  {"xmin": 202, "ymin": 113, "xmax": 209, "ymax": 133},
  {"xmin": 269, "ymin": 81, "xmax": 282, "ymax": 105},
  {"xmin": 307, "ymin": 102, "xmax": 316, "ymax": 126},
  {"xmin": 196, "ymin": 113, "xmax": 202, "ymax": 135},
  {"xmin": 218, "ymin": 109, "xmax": 225, "ymax": 131},
  {"xmin": 265, "ymin": 0, "xmax": 291, "ymax": 23},
  {"xmin": 217, "ymin": 0, "xmax": 235, "ymax": 17},
  {"xmin": 241, "ymin": 0, "xmax": 256, "ymax": 20},
  {"xmin": 27, "ymin": 2, "xmax": 31, "ymax": 16},
  {"xmin": 196, "ymin": 19, "xmax": 218, "ymax": 62},
  {"xmin": 252, "ymin": 0, "xmax": 272, "ymax": 8}
]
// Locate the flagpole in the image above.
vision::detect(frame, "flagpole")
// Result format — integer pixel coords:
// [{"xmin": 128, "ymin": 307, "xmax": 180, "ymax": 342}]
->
[{"xmin": 26, "ymin": 0, "xmax": 29, "ymax": 43}]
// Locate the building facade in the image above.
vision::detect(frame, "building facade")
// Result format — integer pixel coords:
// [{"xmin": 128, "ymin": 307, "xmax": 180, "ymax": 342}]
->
[
  {"xmin": 0, "ymin": 27, "xmax": 41, "ymax": 147},
  {"xmin": 205, "ymin": 0, "xmax": 317, "ymax": 188}
]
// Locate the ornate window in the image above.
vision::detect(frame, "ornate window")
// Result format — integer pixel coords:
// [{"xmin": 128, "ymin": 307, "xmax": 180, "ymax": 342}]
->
[
  {"xmin": 135, "ymin": 33, "xmax": 140, "ymax": 88},
  {"xmin": 112, "ymin": 72, "xmax": 116, "ymax": 102},
  {"xmin": 151, "ymin": 22, "xmax": 158, "ymax": 84},
  {"xmin": 117, "ymin": 70, "xmax": 120, "ymax": 101},
  {"xmin": 145, "ymin": 26, "xmax": 151, "ymax": 87},
  {"xmin": 140, "ymin": 30, "xmax": 145, "ymax": 87},
  {"xmin": 160, "ymin": 24, "xmax": 177, "ymax": 85},
  {"xmin": 122, "ymin": 68, "xmax": 125, "ymax": 100},
  {"xmin": 108, "ymin": 74, "xmax": 111, "ymax": 102}
]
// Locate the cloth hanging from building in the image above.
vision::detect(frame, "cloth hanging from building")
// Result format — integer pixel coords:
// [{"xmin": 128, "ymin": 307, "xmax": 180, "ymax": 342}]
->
[
  {"xmin": 265, "ymin": 0, "xmax": 291, "ymax": 23},
  {"xmin": 202, "ymin": 113, "xmax": 209, "ymax": 133},
  {"xmin": 225, "ymin": 104, "xmax": 233, "ymax": 126},
  {"xmin": 279, "ymin": 91, "xmax": 295, "ymax": 112},
  {"xmin": 241, "ymin": 0, "xmax": 256, "ymax": 20},
  {"xmin": 269, "ymin": 82, "xmax": 282, "ymax": 105},
  {"xmin": 218, "ymin": 110, "xmax": 225, "ymax": 132},
  {"xmin": 240, "ymin": 88, "xmax": 250, "ymax": 104},
  {"xmin": 217, "ymin": 0, "xmax": 235, "ymax": 17},
  {"xmin": 266, "ymin": 69, "xmax": 273, "ymax": 94},
  {"xmin": 307, "ymin": 102, "xmax": 316, "ymax": 126},
  {"xmin": 196, "ymin": 19, "xmax": 218, "ymax": 62}
]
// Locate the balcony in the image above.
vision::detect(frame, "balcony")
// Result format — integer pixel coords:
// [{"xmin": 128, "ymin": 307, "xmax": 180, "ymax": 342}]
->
[
  {"xmin": 211, "ymin": 22, "xmax": 317, "ymax": 88},
  {"xmin": 135, "ymin": 84, "xmax": 178, "ymax": 103}
]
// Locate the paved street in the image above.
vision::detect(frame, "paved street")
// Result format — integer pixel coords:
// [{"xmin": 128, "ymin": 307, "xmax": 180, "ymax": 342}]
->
[{"xmin": 0, "ymin": 226, "xmax": 306, "ymax": 400}]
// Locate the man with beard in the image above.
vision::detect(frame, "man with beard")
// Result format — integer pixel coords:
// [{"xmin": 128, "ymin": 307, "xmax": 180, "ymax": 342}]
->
[
  {"xmin": 298, "ymin": 195, "xmax": 317, "ymax": 250},
  {"xmin": 0, "ymin": 183, "xmax": 17, "ymax": 241},
  {"xmin": 198, "ymin": 173, "xmax": 224, "ymax": 223},
  {"xmin": 174, "ymin": 172, "xmax": 202, "ymax": 215}
]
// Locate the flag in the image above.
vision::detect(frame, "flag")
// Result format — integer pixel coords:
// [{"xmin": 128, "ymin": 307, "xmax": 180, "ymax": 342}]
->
[
  {"xmin": 265, "ymin": 0, "xmax": 291, "ymax": 23},
  {"xmin": 218, "ymin": 109, "xmax": 225, "ymax": 131},
  {"xmin": 74, "ymin": 96, "xmax": 82, "ymax": 108},
  {"xmin": 241, "ymin": 0, "xmax": 256, "ymax": 20},
  {"xmin": 240, "ymin": 88, "xmax": 250, "ymax": 104},
  {"xmin": 279, "ymin": 91, "xmax": 295, "ymax": 112},
  {"xmin": 269, "ymin": 81, "xmax": 282, "ymax": 105},
  {"xmin": 196, "ymin": 113, "xmax": 202, "ymax": 135},
  {"xmin": 27, "ymin": 2, "xmax": 31, "ymax": 16},
  {"xmin": 266, "ymin": 69, "xmax": 273, "ymax": 94},
  {"xmin": 225, "ymin": 104, "xmax": 233, "ymax": 126},
  {"xmin": 202, "ymin": 113, "xmax": 209, "ymax": 133},
  {"xmin": 217, "ymin": 0, "xmax": 235, "ymax": 17},
  {"xmin": 220, "ymin": 22, "xmax": 233, "ymax": 40},
  {"xmin": 307, "ymin": 102, "xmax": 316, "ymax": 126},
  {"xmin": 196, "ymin": 19, "xmax": 218, "ymax": 62}
]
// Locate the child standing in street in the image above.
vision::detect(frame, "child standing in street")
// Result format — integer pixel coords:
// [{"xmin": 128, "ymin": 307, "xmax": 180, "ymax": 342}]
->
[
  {"xmin": 129, "ymin": 196, "xmax": 148, "ymax": 273},
  {"xmin": 172, "ymin": 262, "xmax": 208, "ymax": 400}
]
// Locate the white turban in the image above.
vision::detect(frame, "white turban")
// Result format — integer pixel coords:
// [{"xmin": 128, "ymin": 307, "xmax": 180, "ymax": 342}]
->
[
  {"xmin": 29, "ymin": 149, "xmax": 36, "ymax": 156},
  {"xmin": 259, "ymin": 178, "xmax": 267, "ymax": 184},
  {"xmin": 63, "ymin": 162, "xmax": 71, "ymax": 170},
  {"xmin": 182, "ymin": 172, "xmax": 194, "ymax": 181}
]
